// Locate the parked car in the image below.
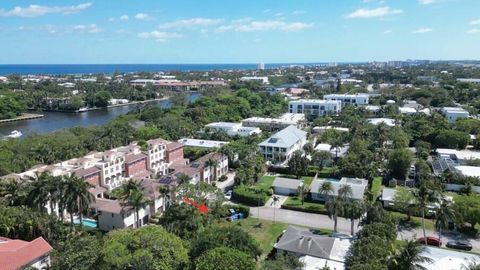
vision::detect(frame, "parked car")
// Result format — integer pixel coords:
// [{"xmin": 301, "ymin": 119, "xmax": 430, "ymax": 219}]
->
[
  {"xmin": 417, "ymin": 236, "xmax": 442, "ymax": 247},
  {"xmin": 227, "ymin": 208, "xmax": 245, "ymax": 222},
  {"xmin": 224, "ymin": 190, "xmax": 232, "ymax": 200},
  {"xmin": 446, "ymin": 240, "xmax": 472, "ymax": 251}
]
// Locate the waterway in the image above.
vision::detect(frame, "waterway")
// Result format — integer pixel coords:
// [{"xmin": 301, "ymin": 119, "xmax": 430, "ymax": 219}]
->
[{"xmin": 0, "ymin": 93, "xmax": 200, "ymax": 137}]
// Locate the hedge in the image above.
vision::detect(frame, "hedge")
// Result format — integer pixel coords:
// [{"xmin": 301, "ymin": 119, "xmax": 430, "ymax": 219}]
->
[
  {"xmin": 232, "ymin": 185, "xmax": 269, "ymax": 206},
  {"xmin": 281, "ymin": 204, "xmax": 329, "ymax": 215}
]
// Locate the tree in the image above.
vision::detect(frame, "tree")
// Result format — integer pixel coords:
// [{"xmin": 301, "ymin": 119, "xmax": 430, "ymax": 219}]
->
[
  {"xmin": 102, "ymin": 225, "xmax": 189, "ymax": 270},
  {"xmin": 326, "ymin": 196, "xmax": 343, "ymax": 233},
  {"xmin": 392, "ymin": 187, "xmax": 416, "ymax": 221},
  {"xmin": 0, "ymin": 179, "xmax": 28, "ymax": 206},
  {"xmin": 62, "ymin": 175, "xmax": 95, "ymax": 230},
  {"xmin": 51, "ymin": 233, "xmax": 103, "ymax": 270},
  {"xmin": 435, "ymin": 199, "xmax": 455, "ymax": 244},
  {"xmin": 311, "ymin": 151, "xmax": 332, "ymax": 172},
  {"xmin": 387, "ymin": 148, "xmax": 413, "ymax": 180},
  {"xmin": 288, "ymin": 150, "xmax": 309, "ymax": 179},
  {"xmin": 344, "ymin": 200, "xmax": 364, "ymax": 235},
  {"xmin": 205, "ymin": 157, "xmax": 219, "ymax": 182},
  {"xmin": 261, "ymin": 251, "xmax": 305, "ymax": 270},
  {"xmin": 303, "ymin": 142, "xmax": 314, "ymax": 154},
  {"xmin": 452, "ymin": 195, "xmax": 480, "ymax": 230},
  {"xmin": 389, "ymin": 240, "xmax": 433, "ymax": 270},
  {"xmin": 433, "ymin": 130, "xmax": 470, "ymax": 150},
  {"xmin": 158, "ymin": 185, "xmax": 170, "ymax": 211},
  {"xmin": 189, "ymin": 225, "xmax": 261, "ymax": 260},
  {"xmin": 319, "ymin": 181, "xmax": 333, "ymax": 199},
  {"xmin": 116, "ymin": 179, "xmax": 150, "ymax": 228},
  {"xmin": 195, "ymin": 247, "xmax": 256, "ymax": 270},
  {"xmin": 158, "ymin": 203, "xmax": 206, "ymax": 239},
  {"xmin": 414, "ymin": 183, "xmax": 438, "ymax": 245},
  {"xmin": 93, "ymin": 91, "xmax": 112, "ymax": 107},
  {"xmin": 297, "ymin": 184, "xmax": 309, "ymax": 205},
  {"xmin": 415, "ymin": 159, "xmax": 431, "ymax": 182}
]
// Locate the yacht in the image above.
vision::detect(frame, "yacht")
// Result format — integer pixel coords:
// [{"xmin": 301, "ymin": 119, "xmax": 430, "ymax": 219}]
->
[{"xmin": 4, "ymin": 130, "xmax": 23, "ymax": 139}]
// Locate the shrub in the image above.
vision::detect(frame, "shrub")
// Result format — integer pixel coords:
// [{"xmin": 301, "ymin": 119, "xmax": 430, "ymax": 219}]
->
[{"xmin": 232, "ymin": 185, "xmax": 269, "ymax": 206}]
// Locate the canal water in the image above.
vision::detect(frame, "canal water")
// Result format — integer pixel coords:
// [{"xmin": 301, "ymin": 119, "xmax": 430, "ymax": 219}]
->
[{"xmin": 0, "ymin": 93, "xmax": 200, "ymax": 137}]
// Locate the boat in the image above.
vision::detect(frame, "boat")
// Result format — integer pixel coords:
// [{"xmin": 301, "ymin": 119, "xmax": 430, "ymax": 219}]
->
[
  {"xmin": 77, "ymin": 107, "xmax": 89, "ymax": 113},
  {"xmin": 4, "ymin": 130, "xmax": 23, "ymax": 139}
]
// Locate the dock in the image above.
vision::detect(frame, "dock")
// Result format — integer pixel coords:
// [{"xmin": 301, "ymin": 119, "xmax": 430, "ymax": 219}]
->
[{"xmin": 0, "ymin": 113, "xmax": 44, "ymax": 124}]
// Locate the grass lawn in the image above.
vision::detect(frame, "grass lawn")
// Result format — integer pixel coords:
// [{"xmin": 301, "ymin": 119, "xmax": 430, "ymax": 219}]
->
[
  {"xmin": 371, "ymin": 177, "xmax": 382, "ymax": 199},
  {"xmin": 317, "ymin": 167, "xmax": 335, "ymax": 178},
  {"xmin": 390, "ymin": 212, "xmax": 435, "ymax": 231},
  {"xmin": 283, "ymin": 197, "xmax": 327, "ymax": 213},
  {"xmin": 234, "ymin": 218, "xmax": 288, "ymax": 258},
  {"xmin": 255, "ymin": 175, "xmax": 276, "ymax": 191}
]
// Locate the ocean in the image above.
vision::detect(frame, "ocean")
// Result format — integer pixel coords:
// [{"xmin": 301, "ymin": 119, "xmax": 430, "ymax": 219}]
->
[{"xmin": 0, "ymin": 63, "xmax": 321, "ymax": 75}]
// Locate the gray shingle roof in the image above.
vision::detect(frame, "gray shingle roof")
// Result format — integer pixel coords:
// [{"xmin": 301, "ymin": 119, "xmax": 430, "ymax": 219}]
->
[
  {"xmin": 259, "ymin": 125, "xmax": 307, "ymax": 148},
  {"xmin": 275, "ymin": 226, "xmax": 336, "ymax": 259},
  {"xmin": 272, "ymin": 177, "xmax": 304, "ymax": 190}
]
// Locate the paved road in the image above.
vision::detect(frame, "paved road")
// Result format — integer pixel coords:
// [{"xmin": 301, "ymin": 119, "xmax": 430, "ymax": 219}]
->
[{"xmin": 250, "ymin": 206, "xmax": 480, "ymax": 252}]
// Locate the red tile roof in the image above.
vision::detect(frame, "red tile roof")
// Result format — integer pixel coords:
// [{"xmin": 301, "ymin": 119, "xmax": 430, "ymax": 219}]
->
[{"xmin": 0, "ymin": 237, "xmax": 53, "ymax": 270}]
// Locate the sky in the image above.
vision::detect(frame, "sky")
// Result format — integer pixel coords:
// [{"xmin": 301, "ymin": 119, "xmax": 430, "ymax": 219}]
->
[{"xmin": 1, "ymin": 0, "xmax": 480, "ymax": 64}]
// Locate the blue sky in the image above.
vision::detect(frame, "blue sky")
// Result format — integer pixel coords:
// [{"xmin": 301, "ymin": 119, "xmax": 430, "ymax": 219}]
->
[{"xmin": 1, "ymin": 0, "xmax": 480, "ymax": 64}]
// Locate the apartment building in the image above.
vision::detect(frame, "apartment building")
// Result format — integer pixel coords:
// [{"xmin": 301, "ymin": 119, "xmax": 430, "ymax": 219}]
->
[
  {"xmin": 323, "ymin": 93, "xmax": 369, "ymax": 106},
  {"xmin": 242, "ymin": 113, "xmax": 306, "ymax": 131},
  {"xmin": 146, "ymin": 139, "xmax": 167, "ymax": 176},
  {"xmin": 259, "ymin": 125, "xmax": 307, "ymax": 165},
  {"xmin": 441, "ymin": 107, "xmax": 470, "ymax": 123},
  {"xmin": 288, "ymin": 99, "xmax": 342, "ymax": 117}
]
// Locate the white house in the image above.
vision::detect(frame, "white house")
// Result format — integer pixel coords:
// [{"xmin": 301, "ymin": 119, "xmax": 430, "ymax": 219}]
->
[
  {"xmin": 289, "ymin": 99, "xmax": 342, "ymax": 117},
  {"xmin": 242, "ymin": 113, "xmax": 306, "ymax": 131},
  {"xmin": 367, "ymin": 118, "xmax": 396, "ymax": 127},
  {"xmin": 240, "ymin": 76, "xmax": 269, "ymax": 84},
  {"xmin": 205, "ymin": 122, "xmax": 261, "ymax": 137},
  {"xmin": 259, "ymin": 125, "xmax": 307, "ymax": 165},
  {"xmin": 457, "ymin": 78, "xmax": 480, "ymax": 85},
  {"xmin": 310, "ymin": 178, "xmax": 368, "ymax": 201},
  {"xmin": 272, "ymin": 177, "xmax": 304, "ymax": 196},
  {"xmin": 441, "ymin": 107, "xmax": 470, "ymax": 123},
  {"xmin": 177, "ymin": 138, "xmax": 229, "ymax": 149},
  {"xmin": 323, "ymin": 94, "xmax": 369, "ymax": 106}
]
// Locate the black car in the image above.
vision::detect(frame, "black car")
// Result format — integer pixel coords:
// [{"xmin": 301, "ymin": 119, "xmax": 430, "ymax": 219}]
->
[{"xmin": 446, "ymin": 240, "xmax": 473, "ymax": 251}]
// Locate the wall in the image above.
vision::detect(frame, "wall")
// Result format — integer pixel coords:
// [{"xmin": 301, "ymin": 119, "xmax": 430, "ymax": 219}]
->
[{"xmin": 125, "ymin": 158, "xmax": 147, "ymax": 177}]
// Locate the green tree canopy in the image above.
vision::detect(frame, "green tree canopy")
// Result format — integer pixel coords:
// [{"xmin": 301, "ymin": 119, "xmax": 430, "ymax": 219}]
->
[{"xmin": 195, "ymin": 247, "xmax": 256, "ymax": 270}]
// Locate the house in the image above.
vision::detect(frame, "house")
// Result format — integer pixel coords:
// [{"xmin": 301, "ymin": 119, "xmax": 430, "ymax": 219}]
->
[
  {"xmin": 323, "ymin": 94, "xmax": 369, "ymax": 106},
  {"xmin": 367, "ymin": 118, "xmax": 396, "ymax": 127},
  {"xmin": 177, "ymin": 138, "xmax": 229, "ymax": 149},
  {"xmin": 259, "ymin": 125, "xmax": 307, "ymax": 165},
  {"xmin": 274, "ymin": 226, "xmax": 350, "ymax": 270},
  {"xmin": 314, "ymin": 143, "xmax": 349, "ymax": 158},
  {"xmin": 242, "ymin": 113, "xmax": 306, "ymax": 131},
  {"xmin": 310, "ymin": 178, "xmax": 368, "ymax": 201},
  {"xmin": 205, "ymin": 122, "xmax": 261, "ymax": 137},
  {"xmin": 272, "ymin": 177, "xmax": 304, "ymax": 196},
  {"xmin": 380, "ymin": 187, "xmax": 397, "ymax": 208},
  {"xmin": 0, "ymin": 236, "xmax": 53, "ymax": 270},
  {"xmin": 312, "ymin": 126, "xmax": 349, "ymax": 134},
  {"xmin": 240, "ymin": 76, "xmax": 269, "ymax": 84},
  {"xmin": 457, "ymin": 78, "xmax": 480, "ymax": 85},
  {"xmin": 190, "ymin": 153, "xmax": 229, "ymax": 183},
  {"xmin": 436, "ymin": 148, "xmax": 480, "ymax": 163},
  {"xmin": 289, "ymin": 99, "xmax": 342, "ymax": 117},
  {"xmin": 441, "ymin": 107, "xmax": 470, "ymax": 123}
]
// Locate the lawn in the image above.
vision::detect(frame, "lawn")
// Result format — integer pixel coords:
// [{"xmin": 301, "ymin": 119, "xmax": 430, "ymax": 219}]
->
[
  {"xmin": 255, "ymin": 175, "xmax": 276, "ymax": 191},
  {"xmin": 371, "ymin": 176, "xmax": 382, "ymax": 199},
  {"xmin": 390, "ymin": 212, "xmax": 435, "ymax": 231},
  {"xmin": 283, "ymin": 197, "xmax": 327, "ymax": 214},
  {"xmin": 234, "ymin": 218, "xmax": 288, "ymax": 258}
]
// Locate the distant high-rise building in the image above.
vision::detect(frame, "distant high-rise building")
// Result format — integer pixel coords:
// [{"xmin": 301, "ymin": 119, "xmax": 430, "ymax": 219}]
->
[{"xmin": 258, "ymin": 63, "xmax": 265, "ymax": 70}]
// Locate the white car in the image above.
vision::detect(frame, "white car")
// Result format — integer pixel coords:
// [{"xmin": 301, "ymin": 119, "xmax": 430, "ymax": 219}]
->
[{"xmin": 224, "ymin": 190, "xmax": 232, "ymax": 200}]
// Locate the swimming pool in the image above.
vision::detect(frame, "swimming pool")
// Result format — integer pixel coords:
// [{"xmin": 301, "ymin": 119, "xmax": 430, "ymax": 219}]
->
[{"xmin": 73, "ymin": 218, "xmax": 98, "ymax": 228}]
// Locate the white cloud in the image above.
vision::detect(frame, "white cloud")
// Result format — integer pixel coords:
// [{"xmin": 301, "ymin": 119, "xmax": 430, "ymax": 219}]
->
[
  {"xmin": 470, "ymin": 19, "xmax": 480, "ymax": 25},
  {"xmin": 120, "ymin": 15, "xmax": 129, "ymax": 21},
  {"xmin": 346, "ymin": 7, "xmax": 403, "ymax": 19},
  {"xmin": 218, "ymin": 20, "xmax": 313, "ymax": 32},
  {"xmin": 0, "ymin": 2, "xmax": 92, "ymax": 18},
  {"xmin": 384, "ymin": 30, "xmax": 392, "ymax": 34},
  {"xmin": 138, "ymin": 30, "xmax": 182, "ymax": 42},
  {"xmin": 158, "ymin": 18, "xmax": 224, "ymax": 29},
  {"xmin": 135, "ymin": 13, "xmax": 152, "ymax": 21},
  {"xmin": 275, "ymin": 12, "xmax": 284, "ymax": 17},
  {"xmin": 413, "ymin": 28, "xmax": 433, "ymax": 33},
  {"xmin": 419, "ymin": 0, "xmax": 436, "ymax": 5},
  {"xmin": 292, "ymin": 10, "xmax": 307, "ymax": 15},
  {"xmin": 467, "ymin": 29, "xmax": 480, "ymax": 34},
  {"xmin": 73, "ymin": 24, "xmax": 101, "ymax": 34},
  {"xmin": 108, "ymin": 17, "xmax": 115, "ymax": 22}
]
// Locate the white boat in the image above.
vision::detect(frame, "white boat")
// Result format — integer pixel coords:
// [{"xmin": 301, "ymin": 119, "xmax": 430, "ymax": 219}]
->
[
  {"xmin": 4, "ymin": 130, "xmax": 23, "ymax": 139},
  {"xmin": 77, "ymin": 107, "xmax": 89, "ymax": 112}
]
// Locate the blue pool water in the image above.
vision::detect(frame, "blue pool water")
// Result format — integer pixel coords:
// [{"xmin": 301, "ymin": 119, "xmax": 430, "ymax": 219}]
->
[{"xmin": 74, "ymin": 218, "xmax": 98, "ymax": 228}]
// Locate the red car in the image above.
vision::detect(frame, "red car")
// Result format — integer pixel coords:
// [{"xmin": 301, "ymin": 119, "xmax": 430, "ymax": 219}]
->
[{"xmin": 417, "ymin": 236, "xmax": 442, "ymax": 247}]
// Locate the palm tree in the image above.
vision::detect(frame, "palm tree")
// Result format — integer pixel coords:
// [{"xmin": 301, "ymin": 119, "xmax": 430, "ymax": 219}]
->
[
  {"xmin": 158, "ymin": 185, "xmax": 170, "ymax": 211},
  {"xmin": 318, "ymin": 181, "xmax": 333, "ymax": 201},
  {"xmin": 270, "ymin": 189, "xmax": 280, "ymax": 224},
  {"xmin": 27, "ymin": 172, "xmax": 51, "ymax": 213},
  {"xmin": 204, "ymin": 157, "xmax": 219, "ymax": 182},
  {"xmin": 297, "ymin": 184, "xmax": 309, "ymax": 205},
  {"xmin": 124, "ymin": 189, "xmax": 151, "ymax": 228},
  {"xmin": 329, "ymin": 138, "xmax": 343, "ymax": 162},
  {"xmin": 338, "ymin": 185, "xmax": 353, "ymax": 202},
  {"xmin": 414, "ymin": 183, "xmax": 438, "ymax": 245},
  {"xmin": 325, "ymin": 197, "xmax": 343, "ymax": 233},
  {"xmin": 390, "ymin": 239, "xmax": 433, "ymax": 270},
  {"xmin": 0, "ymin": 179, "xmax": 26, "ymax": 206},
  {"xmin": 344, "ymin": 200, "xmax": 364, "ymax": 235},
  {"xmin": 62, "ymin": 175, "xmax": 95, "ymax": 230},
  {"xmin": 435, "ymin": 199, "xmax": 455, "ymax": 245}
]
